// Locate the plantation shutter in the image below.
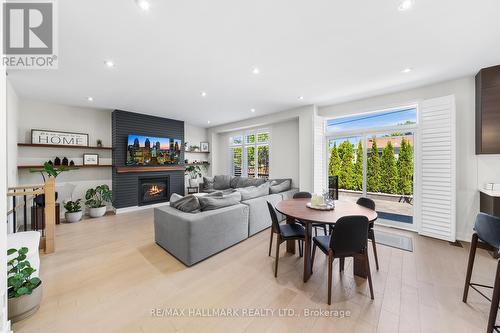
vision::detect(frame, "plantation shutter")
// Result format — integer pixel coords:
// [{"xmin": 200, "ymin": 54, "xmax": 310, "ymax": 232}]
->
[
  {"xmin": 417, "ymin": 95, "xmax": 456, "ymax": 241},
  {"xmin": 314, "ymin": 114, "xmax": 326, "ymax": 193}
]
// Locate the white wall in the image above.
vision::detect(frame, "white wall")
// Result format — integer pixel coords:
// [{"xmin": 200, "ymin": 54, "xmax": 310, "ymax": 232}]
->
[
  {"xmin": 184, "ymin": 123, "xmax": 209, "ymax": 185},
  {"xmin": 6, "ymin": 81, "xmax": 18, "ymax": 189},
  {"xmin": 319, "ymin": 76, "xmax": 498, "ymax": 241},
  {"xmin": 208, "ymin": 105, "xmax": 316, "ymax": 191}
]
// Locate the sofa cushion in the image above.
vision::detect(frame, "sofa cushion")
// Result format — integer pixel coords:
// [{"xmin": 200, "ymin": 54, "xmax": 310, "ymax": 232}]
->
[
  {"xmin": 170, "ymin": 193, "xmax": 184, "ymax": 203},
  {"xmin": 213, "ymin": 175, "xmax": 232, "ymax": 190},
  {"xmin": 241, "ymin": 194, "xmax": 283, "ymax": 236},
  {"xmin": 201, "ymin": 177, "xmax": 215, "ymax": 192},
  {"xmin": 270, "ymin": 179, "xmax": 291, "ymax": 194},
  {"xmin": 237, "ymin": 182, "xmax": 270, "ymax": 200},
  {"xmin": 198, "ymin": 195, "xmax": 241, "ymax": 211},
  {"xmin": 233, "ymin": 176, "xmax": 267, "ymax": 188},
  {"xmin": 170, "ymin": 194, "xmax": 201, "ymax": 213}
]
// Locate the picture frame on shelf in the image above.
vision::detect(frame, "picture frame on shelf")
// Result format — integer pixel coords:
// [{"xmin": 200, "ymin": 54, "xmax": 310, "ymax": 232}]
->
[
  {"xmin": 83, "ymin": 153, "xmax": 99, "ymax": 166},
  {"xmin": 200, "ymin": 142, "xmax": 209, "ymax": 152}
]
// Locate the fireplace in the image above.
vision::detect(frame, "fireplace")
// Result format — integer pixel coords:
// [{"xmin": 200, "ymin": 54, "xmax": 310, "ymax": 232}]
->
[{"xmin": 138, "ymin": 177, "xmax": 169, "ymax": 206}]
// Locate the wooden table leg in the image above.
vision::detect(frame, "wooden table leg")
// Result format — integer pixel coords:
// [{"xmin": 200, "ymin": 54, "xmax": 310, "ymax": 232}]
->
[
  {"xmin": 353, "ymin": 254, "xmax": 368, "ymax": 278},
  {"xmin": 285, "ymin": 216, "xmax": 296, "ymax": 254},
  {"xmin": 303, "ymin": 222, "xmax": 313, "ymax": 282}
]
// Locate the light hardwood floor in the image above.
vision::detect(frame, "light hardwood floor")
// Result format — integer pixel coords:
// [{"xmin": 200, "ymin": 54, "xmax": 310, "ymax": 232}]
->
[{"xmin": 12, "ymin": 209, "xmax": 496, "ymax": 333}]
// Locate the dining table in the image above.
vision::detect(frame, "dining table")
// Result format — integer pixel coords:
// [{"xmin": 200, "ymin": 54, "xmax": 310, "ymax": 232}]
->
[{"xmin": 275, "ymin": 198, "xmax": 378, "ymax": 283}]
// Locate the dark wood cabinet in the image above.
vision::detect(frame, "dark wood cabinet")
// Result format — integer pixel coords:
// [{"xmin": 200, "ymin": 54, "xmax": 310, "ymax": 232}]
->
[{"xmin": 476, "ymin": 65, "xmax": 500, "ymax": 154}]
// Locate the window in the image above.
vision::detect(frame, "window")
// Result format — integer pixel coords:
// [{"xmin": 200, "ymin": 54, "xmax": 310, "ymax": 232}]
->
[{"xmin": 230, "ymin": 130, "xmax": 270, "ymax": 178}]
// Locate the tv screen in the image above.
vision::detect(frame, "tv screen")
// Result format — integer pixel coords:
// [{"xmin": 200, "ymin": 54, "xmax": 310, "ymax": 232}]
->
[{"xmin": 127, "ymin": 134, "xmax": 182, "ymax": 166}]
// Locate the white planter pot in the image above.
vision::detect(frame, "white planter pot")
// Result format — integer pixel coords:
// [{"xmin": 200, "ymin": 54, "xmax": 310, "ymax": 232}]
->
[
  {"xmin": 189, "ymin": 179, "xmax": 198, "ymax": 187},
  {"xmin": 89, "ymin": 206, "xmax": 106, "ymax": 218},
  {"xmin": 8, "ymin": 283, "xmax": 42, "ymax": 323},
  {"xmin": 65, "ymin": 211, "xmax": 82, "ymax": 223}
]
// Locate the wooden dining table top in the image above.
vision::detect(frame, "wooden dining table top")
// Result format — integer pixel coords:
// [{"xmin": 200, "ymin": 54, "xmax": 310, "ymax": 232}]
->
[{"xmin": 275, "ymin": 198, "xmax": 378, "ymax": 224}]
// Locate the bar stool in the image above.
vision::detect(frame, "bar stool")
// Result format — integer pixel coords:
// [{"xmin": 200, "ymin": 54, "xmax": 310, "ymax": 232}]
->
[{"xmin": 463, "ymin": 213, "xmax": 500, "ymax": 333}]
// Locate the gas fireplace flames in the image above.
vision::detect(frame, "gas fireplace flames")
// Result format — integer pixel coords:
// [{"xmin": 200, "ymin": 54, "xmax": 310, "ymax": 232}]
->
[{"xmin": 147, "ymin": 185, "xmax": 164, "ymax": 196}]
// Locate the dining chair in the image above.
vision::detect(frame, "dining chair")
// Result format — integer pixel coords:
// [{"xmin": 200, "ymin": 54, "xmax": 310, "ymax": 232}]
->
[
  {"xmin": 311, "ymin": 215, "xmax": 374, "ymax": 305},
  {"xmin": 267, "ymin": 201, "xmax": 305, "ymax": 277},
  {"xmin": 463, "ymin": 213, "xmax": 500, "ymax": 333},
  {"xmin": 293, "ymin": 192, "xmax": 328, "ymax": 236},
  {"xmin": 356, "ymin": 197, "xmax": 379, "ymax": 271}
]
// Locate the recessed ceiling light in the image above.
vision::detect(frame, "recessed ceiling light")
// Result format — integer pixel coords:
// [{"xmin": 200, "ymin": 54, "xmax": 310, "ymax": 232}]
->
[
  {"xmin": 401, "ymin": 67, "xmax": 413, "ymax": 73},
  {"xmin": 252, "ymin": 67, "xmax": 260, "ymax": 75},
  {"xmin": 250, "ymin": 108, "xmax": 256, "ymax": 113},
  {"xmin": 200, "ymin": 91, "xmax": 207, "ymax": 97},
  {"xmin": 87, "ymin": 96, "xmax": 94, "ymax": 102},
  {"xmin": 298, "ymin": 96, "xmax": 304, "ymax": 100},
  {"xmin": 398, "ymin": 0, "xmax": 414, "ymax": 11},
  {"xmin": 135, "ymin": 0, "xmax": 150, "ymax": 11},
  {"xmin": 104, "ymin": 60, "xmax": 115, "ymax": 68},
  {"xmin": 207, "ymin": 120, "xmax": 211, "ymax": 124}
]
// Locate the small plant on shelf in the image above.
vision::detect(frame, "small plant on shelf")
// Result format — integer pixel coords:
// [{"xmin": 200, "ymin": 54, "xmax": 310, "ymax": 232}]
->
[
  {"xmin": 188, "ymin": 145, "xmax": 199, "ymax": 152},
  {"xmin": 96, "ymin": 139, "xmax": 103, "ymax": 147},
  {"xmin": 63, "ymin": 199, "xmax": 83, "ymax": 223},
  {"xmin": 85, "ymin": 185, "xmax": 112, "ymax": 218}
]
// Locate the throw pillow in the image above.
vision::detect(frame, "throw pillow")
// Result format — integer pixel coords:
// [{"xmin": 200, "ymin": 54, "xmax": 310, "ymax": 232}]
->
[
  {"xmin": 237, "ymin": 182, "xmax": 270, "ymax": 201},
  {"xmin": 213, "ymin": 175, "xmax": 232, "ymax": 190},
  {"xmin": 236, "ymin": 177, "xmax": 266, "ymax": 188},
  {"xmin": 270, "ymin": 179, "xmax": 291, "ymax": 194},
  {"xmin": 198, "ymin": 195, "xmax": 240, "ymax": 211},
  {"xmin": 170, "ymin": 193, "xmax": 183, "ymax": 203},
  {"xmin": 202, "ymin": 177, "xmax": 214, "ymax": 192},
  {"xmin": 170, "ymin": 195, "xmax": 201, "ymax": 213}
]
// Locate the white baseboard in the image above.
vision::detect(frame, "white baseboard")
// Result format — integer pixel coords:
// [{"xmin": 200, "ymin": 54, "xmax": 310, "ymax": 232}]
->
[{"xmin": 115, "ymin": 202, "xmax": 169, "ymax": 214}]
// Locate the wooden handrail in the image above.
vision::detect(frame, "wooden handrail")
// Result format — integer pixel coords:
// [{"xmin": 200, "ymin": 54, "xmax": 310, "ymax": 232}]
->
[
  {"xmin": 8, "ymin": 184, "xmax": 45, "ymax": 190},
  {"xmin": 7, "ymin": 189, "xmax": 44, "ymax": 197}
]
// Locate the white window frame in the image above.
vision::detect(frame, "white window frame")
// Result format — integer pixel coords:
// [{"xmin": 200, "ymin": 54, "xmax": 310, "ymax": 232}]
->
[{"xmin": 229, "ymin": 128, "xmax": 271, "ymax": 178}]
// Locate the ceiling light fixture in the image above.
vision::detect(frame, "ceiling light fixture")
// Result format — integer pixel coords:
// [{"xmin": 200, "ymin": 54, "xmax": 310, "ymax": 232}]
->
[
  {"xmin": 252, "ymin": 67, "xmax": 260, "ymax": 75},
  {"xmin": 250, "ymin": 108, "xmax": 256, "ymax": 113},
  {"xmin": 104, "ymin": 60, "xmax": 115, "ymax": 68},
  {"xmin": 135, "ymin": 0, "xmax": 151, "ymax": 11},
  {"xmin": 298, "ymin": 96, "xmax": 304, "ymax": 100},
  {"xmin": 398, "ymin": 0, "xmax": 414, "ymax": 11},
  {"xmin": 401, "ymin": 67, "xmax": 413, "ymax": 73},
  {"xmin": 200, "ymin": 91, "xmax": 207, "ymax": 97},
  {"xmin": 87, "ymin": 97, "xmax": 94, "ymax": 102},
  {"xmin": 207, "ymin": 120, "xmax": 211, "ymax": 124}
]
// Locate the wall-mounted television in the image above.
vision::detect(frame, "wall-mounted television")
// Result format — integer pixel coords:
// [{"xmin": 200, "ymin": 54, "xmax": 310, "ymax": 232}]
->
[{"xmin": 126, "ymin": 134, "xmax": 182, "ymax": 166}]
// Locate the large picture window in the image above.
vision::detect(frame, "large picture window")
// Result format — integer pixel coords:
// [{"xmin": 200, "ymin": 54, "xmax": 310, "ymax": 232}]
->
[{"xmin": 230, "ymin": 130, "xmax": 270, "ymax": 178}]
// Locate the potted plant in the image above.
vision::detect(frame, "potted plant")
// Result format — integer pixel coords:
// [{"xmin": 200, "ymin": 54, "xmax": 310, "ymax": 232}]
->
[
  {"xmin": 189, "ymin": 145, "xmax": 199, "ymax": 152},
  {"xmin": 29, "ymin": 162, "xmax": 70, "ymax": 206},
  {"xmin": 185, "ymin": 165, "xmax": 202, "ymax": 187},
  {"xmin": 85, "ymin": 185, "xmax": 112, "ymax": 218},
  {"xmin": 63, "ymin": 199, "xmax": 83, "ymax": 223},
  {"xmin": 7, "ymin": 247, "xmax": 42, "ymax": 323},
  {"xmin": 96, "ymin": 139, "xmax": 103, "ymax": 147}
]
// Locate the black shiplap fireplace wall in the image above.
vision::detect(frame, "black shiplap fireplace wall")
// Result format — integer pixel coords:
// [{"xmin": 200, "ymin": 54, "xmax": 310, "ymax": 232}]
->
[{"xmin": 112, "ymin": 110, "xmax": 185, "ymax": 209}]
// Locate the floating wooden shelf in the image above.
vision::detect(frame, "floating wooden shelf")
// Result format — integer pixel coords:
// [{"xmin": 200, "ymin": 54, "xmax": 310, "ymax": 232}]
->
[
  {"xmin": 18, "ymin": 165, "xmax": 112, "ymax": 169},
  {"xmin": 185, "ymin": 151, "xmax": 210, "ymax": 154},
  {"xmin": 186, "ymin": 163, "xmax": 210, "ymax": 166},
  {"xmin": 115, "ymin": 166, "xmax": 185, "ymax": 173},
  {"xmin": 18, "ymin": 143, "xmax": 113, "ymax": 150}
]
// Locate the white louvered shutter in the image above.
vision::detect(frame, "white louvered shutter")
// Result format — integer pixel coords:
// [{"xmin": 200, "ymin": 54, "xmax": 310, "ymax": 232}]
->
[
  {"xmin": 313, "ymin": 114, "xmax": 326, "ymax": 194},
  {"xmin": 417, "ymin": 95, "xmax": 456, "ymax": 241}
]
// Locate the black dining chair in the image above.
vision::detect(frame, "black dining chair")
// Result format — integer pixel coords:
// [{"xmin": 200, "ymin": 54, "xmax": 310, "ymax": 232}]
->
[
  {"xmin": 463, "ymin": 213, "xmax": 500, "ymax": 333},
  {"xmin": 293, "ymin": 192, "xmax": 328, "ymax": 236},
  {"xmin": 267, "ymin": 201, "xmax": 305, "ymax": 277},
  {"xmin": 356, "ymin": 197, "xmax": 379, "ymax": 270},
  {"xmin": 311, "ymin": 215, "xmax": 374, "ymax": 305}
]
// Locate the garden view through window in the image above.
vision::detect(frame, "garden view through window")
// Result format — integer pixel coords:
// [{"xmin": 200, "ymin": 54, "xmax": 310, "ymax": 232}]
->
[
  {"xmin": 327, "ymin": 107, "xmax": 417, "ymax": 227},
  {"xmin": 230, "ymin": 130, "xmax": 270, "ymax": 178}
]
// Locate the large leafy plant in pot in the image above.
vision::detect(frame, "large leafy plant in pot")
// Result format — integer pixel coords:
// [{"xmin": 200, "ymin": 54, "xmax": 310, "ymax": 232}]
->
[
  {"xmin": 7, "ymin": 247, "xmax": 42, "ymax": 323},
  {"xmin": 85, "ymin": 185, "xmax": 112, "ymax": 218},
  {"xmin": 185, "ymin": 165, "xmax": 203, "ymax": 187}
]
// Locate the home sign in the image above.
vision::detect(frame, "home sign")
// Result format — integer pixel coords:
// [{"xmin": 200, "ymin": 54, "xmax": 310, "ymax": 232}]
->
[{"xmin": 31, "ymin": 129, "xmax": 89, "ymax": 147}]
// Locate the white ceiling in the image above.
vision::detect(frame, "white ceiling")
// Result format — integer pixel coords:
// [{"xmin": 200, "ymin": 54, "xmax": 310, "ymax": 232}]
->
[{"xmin": 8, "ymin": 0, "xmax": 500, "ymax": 127}]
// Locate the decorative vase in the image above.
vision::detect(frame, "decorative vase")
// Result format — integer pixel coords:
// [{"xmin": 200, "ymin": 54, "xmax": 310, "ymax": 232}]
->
[
  {"xmin": 54, "ymin": 157, "xmax": 61, "ymax": 166},
  {"xmin": 69, "ymin": 160, "xmax": 75, "ymax": 167},
  {"xmin": 8, "ymin": 283, "xmax": 43, "ymax": 323},
  {"xmin": 65, "ymin": 211, "xmax": 82, "ymax": 223},
  {"xmin": 62, "ymin": 157, "xmax": 69, "ymax": 166},
  {"xmin": 89, "ymin": 206, "xmax": 106, "ymax": 218},
  {"xmin": 189, "ymin": 179, "xmax": 198, "ymax": 187}
]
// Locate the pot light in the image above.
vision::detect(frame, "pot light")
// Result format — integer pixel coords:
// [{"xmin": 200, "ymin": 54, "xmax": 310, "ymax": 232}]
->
[
  {"xmin": 398, "ymin": 0, "xmax": 414, "ymax": 11},
  {"xmin": 135, "ymin": 0, "xmax": 150, "ymax": 11},
  {"xmin": 252, "ymin": 67, "xmax": 260, "ymax": 75},
  {"xmin": 250, "ymin": 108, "xmax": 256, "ymax": 113},
  {"xmin": 298, "ymin": 96, "xmax": 304, "ymax": 100},
  {"xmin": 104, "ymin": 60, "xmax": 115, "ymax": 68},
  {"xmin": 401, "ymin": 67, "xmax": 413, "ymax": 73},
  {"xmin": 207, "ymin": 120, "xmax": 211, "ymax": 124},
  {"xmin": 87, "ymin": 96, "xmax": 94, "ymax": 102},
  {"xmin": 200, "ymin": 91, "xmax": 207, "ymax": 97}
]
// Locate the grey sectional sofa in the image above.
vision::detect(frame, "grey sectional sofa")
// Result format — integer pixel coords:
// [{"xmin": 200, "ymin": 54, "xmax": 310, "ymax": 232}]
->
[{"xmin": 154, "ymin": 176, "xmax": 298, "ymax": 266}]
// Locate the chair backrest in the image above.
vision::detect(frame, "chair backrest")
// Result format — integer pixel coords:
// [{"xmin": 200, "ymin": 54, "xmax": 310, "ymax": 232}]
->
[
  {"xmin": 356, "ymin": 197, "xmax": 376, "ymax": 211},
  {"xmin": 474, "ymin": 213, "xmax": 500, "ymax": 249},
  {"xmin": 293, "ymin": 191, "xmax": 312, "ymax": 199},
  {"xmin": 266, "ymin": 201, "xmax": 282, "ymax": 234},
  {"xmin": 330, "ymin": 215, "xmax": 369, "ymax": 256}
]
